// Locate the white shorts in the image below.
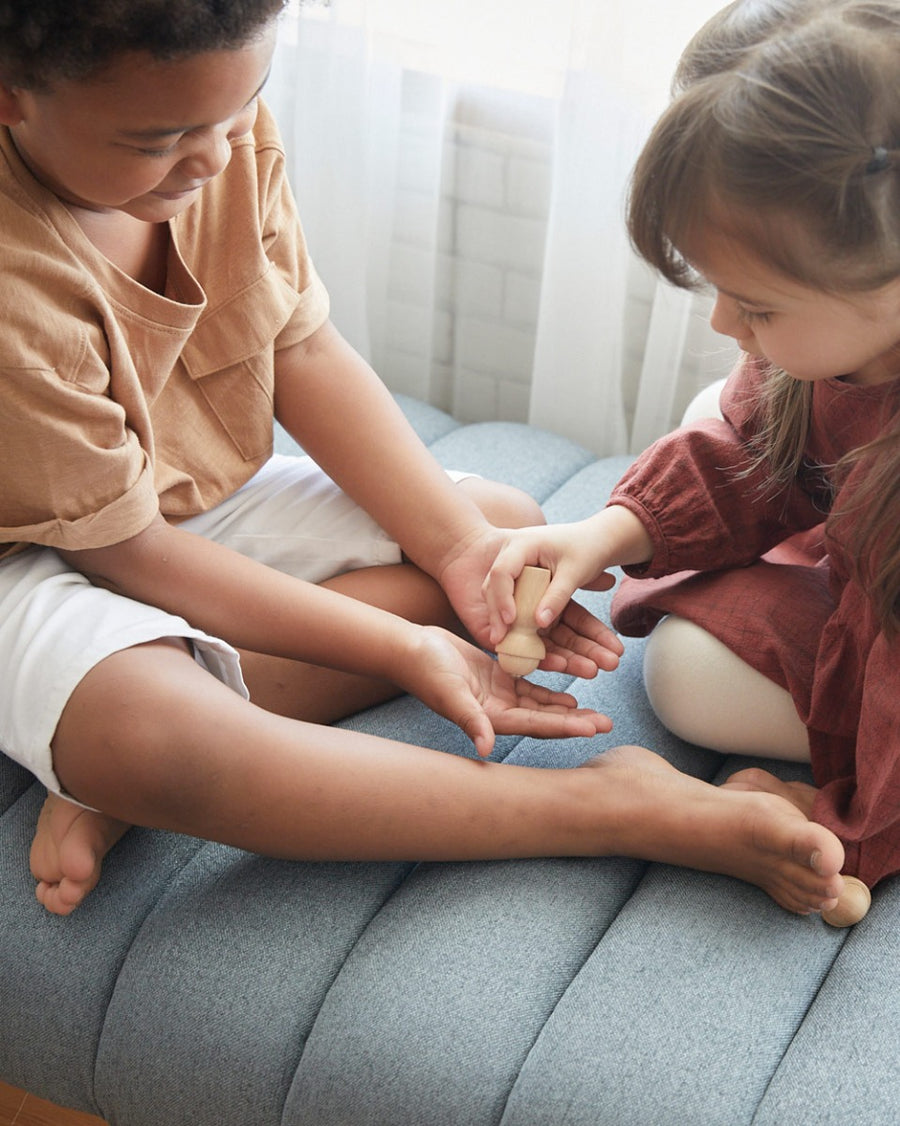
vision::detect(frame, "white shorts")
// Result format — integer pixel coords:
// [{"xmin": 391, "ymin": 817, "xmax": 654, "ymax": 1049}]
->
[{"xmin": 0, "ymin": 455, "xmax": 469, "ymax": 801}]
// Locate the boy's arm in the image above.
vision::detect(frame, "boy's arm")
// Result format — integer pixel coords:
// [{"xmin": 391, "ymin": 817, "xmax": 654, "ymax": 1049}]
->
[
  {"xmin": 58, "ymin": 517, "xmax": 611, "ymax": 753},
  {"xmin": 272, "ymin": 320, "xmax": 627, "ymax": 671},
  {"xmin": 275, "ymin": 319, "xmax": 635, "ymax": 666},
  {"xmin": 273, "ymin": 320, "xmax": 493, "ymax": 586},
  {"xmin": 60, "ymin": 515, "xmax": 420, "ymax": 679}
]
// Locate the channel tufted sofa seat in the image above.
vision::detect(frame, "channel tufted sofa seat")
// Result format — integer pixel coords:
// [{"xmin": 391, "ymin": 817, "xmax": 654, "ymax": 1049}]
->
[{"xmin": 2, "ymin": 394, "xmax": 899, "ymax": 1126}]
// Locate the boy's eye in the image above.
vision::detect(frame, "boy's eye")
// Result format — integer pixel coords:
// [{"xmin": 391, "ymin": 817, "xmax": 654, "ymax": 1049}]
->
[{"xmin": 136, "ymin": 140, "xmax": 182, "ymax": 158}]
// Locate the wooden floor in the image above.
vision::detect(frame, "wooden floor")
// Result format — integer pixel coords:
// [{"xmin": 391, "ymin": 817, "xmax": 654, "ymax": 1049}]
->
[{"xmin": 0, "ymin": 1082, "xmax": 107, "ymax": 1126}]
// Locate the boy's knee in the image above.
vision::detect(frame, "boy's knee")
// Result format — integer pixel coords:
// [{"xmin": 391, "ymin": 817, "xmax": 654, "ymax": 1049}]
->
[
  {"xmin": 461, "ymin": 478, "xmax": 543, "ymax": 528},
  {"xmin": 51, "ymin": 639, "xmax": 225, "ymax": 813}
]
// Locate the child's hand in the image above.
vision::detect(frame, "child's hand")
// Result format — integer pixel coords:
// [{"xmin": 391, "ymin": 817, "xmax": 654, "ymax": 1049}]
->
[
  {"xmin": 481, "ymin": 521, "xmax": 617, "ymax": 640},
  {"xmin": 537, "ymin": 597, "xmax": 623, "ymax": 680},
  {"xmin": 439, "ymin": 521, "xmax": 621, "ymax": 678},
  {"xmin": 400, "ymin": 627, "xmax": 613, "ymax": 758}
]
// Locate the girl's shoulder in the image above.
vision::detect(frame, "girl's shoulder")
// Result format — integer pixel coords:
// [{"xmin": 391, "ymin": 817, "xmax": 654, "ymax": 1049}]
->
[
  {"xmin": 718, "ymin": 355, "xmax": 770, "ymax": 434},
  {"xmin": 811, "ymin": 376, "xmax": 900, "ymax": 451}
]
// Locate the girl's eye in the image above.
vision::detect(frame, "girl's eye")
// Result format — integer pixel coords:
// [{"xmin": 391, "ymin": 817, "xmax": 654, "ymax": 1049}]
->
[{"xmin": 737, "ymin": 305, "xmax": 772, "ymax": 325}]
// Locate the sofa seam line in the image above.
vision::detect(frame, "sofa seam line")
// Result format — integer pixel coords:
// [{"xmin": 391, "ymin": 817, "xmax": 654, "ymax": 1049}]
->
[
  {"xmin": 748, "ymin": 932, "xmax": 848, "ymax": 1124},
  {"xmin": 279, "ymin": 860, "xmax": 418, "ymax": 1126}
]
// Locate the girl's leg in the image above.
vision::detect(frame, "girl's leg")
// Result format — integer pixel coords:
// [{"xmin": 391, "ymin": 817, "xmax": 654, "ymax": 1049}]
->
[
  {"xmin": 641, "ymin": 615, "xmax": 833, "ymax": 859},
  {"xmin": 643, "ymin": 615, "xmax": 810, "ymax": 761},
  {"xmin": 45, "ymin": 638, "xmax": 845, "ymax": 916}
]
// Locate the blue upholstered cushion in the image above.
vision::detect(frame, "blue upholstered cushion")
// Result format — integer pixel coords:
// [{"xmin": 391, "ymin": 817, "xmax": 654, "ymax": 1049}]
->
[{"xmin": 1, "ymin": 397, "xmax": 897, "ymax": 1126}]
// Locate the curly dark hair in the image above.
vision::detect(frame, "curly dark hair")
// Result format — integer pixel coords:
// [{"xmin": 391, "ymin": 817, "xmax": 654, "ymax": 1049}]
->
[{"xmin": 0, "ymin": 0, "xmax": 289, "ymax": 88}]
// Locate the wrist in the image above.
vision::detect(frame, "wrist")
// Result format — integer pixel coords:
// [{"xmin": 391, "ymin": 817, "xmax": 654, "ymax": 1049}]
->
[
  {"xmin": 417, "ymin": 509, "xmax": 493, "ymax": 582},
  {"xmin": 586, "ymin": 505, "xmax": 653, "ymax": 569},
  {"xmin": 365, "ymin": 615, "xmax": 419, "ymax": 681}
]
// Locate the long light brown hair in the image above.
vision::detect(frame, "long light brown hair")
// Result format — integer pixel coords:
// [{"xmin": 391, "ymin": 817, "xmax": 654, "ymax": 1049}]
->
[{"xmin": 627, "ymin": 0, "xmax": 900, "ymax": 633}]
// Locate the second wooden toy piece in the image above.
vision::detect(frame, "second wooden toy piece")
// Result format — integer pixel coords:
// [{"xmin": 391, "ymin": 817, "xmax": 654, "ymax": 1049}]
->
[
  {"xmin": 821, "ymin": 875, "xmax": 871, "ymax": 928},
  {"xmin": 497, "ymin": 566, "xmax": 551, "ymax": 677}
]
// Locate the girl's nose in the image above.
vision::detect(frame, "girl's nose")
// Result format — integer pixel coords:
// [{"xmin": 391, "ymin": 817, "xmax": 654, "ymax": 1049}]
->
[
  {"xmin": 709, "ymin": 293, "xmax": 741, "ymax": 339},
  {"xmin": 711, "ymin": 292, "xmax": 729, "ymax": 335}
]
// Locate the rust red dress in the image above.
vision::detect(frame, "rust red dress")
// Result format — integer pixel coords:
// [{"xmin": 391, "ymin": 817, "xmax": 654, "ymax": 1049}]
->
[{"xmin": 609, "ymin": 358, "xmax": 900, "ymax": 887}]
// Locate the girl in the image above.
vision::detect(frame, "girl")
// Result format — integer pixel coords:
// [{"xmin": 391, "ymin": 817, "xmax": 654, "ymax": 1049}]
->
[
  {"xmin": 487, "ymin": 0, "xmax": 900, "ymax": 900},
  {"xmin": 2, "ymin": 0, "xmax": 845, "ymax": 919}
]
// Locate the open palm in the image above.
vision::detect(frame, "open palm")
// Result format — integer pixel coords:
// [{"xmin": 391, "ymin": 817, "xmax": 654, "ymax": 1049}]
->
[{"xmin": 399, "ymin": 626, "xmax": 612, "ymax": 758}]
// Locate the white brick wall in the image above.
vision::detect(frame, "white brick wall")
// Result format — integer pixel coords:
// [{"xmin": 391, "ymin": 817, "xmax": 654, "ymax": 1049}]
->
[
  {"xmin": 379, "ymin": 74, "xmax": 732, "ymax": 433},
  {"xmin": 380, "ymin": 74, "xmax": 553, "ymax": 421}
]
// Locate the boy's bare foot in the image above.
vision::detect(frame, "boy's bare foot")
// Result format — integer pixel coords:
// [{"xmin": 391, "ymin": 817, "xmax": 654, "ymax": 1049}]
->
[
  {"xmin": 724, "ymin": 765, "xmax": 871, "ymax": 926},
  {"xmin": 29, "ymin": 793, "xmax": 130, "ymax": 915},
  {"xmin": 583, "ymin": 746, "xmax": 845, "ymax": 916}
]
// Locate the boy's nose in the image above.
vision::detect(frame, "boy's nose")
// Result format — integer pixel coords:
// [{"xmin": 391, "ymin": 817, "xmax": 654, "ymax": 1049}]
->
[{"xmin": 180, "ymin": 130, "xmax": 233, "ymax": 181}]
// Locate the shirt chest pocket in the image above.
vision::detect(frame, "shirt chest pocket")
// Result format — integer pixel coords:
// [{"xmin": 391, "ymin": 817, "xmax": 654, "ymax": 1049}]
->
[{"xmin": 179, "ymin": 264, "xmax": 299, "ymax": 460}]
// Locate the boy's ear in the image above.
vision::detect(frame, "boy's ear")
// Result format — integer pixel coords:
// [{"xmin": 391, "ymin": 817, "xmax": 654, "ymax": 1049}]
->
[{"xmin": 0, "ymin": 83, "xmax": 26, "ymax": 126}]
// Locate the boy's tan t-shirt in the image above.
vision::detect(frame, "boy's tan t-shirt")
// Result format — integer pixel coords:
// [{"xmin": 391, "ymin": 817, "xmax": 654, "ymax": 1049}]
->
[{"xmin": 0, "ymin": 102, "xmax": 330, "ymax": 559}]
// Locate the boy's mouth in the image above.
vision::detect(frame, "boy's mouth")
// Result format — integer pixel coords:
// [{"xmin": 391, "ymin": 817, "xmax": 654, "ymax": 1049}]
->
[{"xmin": 152, "ymin": 182, "xmax": 208, "ymax": 201}]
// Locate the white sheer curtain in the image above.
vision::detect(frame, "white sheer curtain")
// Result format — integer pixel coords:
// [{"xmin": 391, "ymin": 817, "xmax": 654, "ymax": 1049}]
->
[{"xmin": 268, "ymin": 0, "xmax": 736, "ymax": 455}]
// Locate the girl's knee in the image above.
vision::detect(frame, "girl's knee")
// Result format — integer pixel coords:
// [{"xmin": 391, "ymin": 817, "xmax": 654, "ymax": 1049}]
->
[{"xmin": 643, "ymin": 616, "xmax": 809, "ymax": 761}]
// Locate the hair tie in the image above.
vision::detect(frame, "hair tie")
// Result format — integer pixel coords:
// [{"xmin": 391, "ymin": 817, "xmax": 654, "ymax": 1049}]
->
[{"xmin": 865, "ymin": 146, "xmax": 892, "ymax": 175}]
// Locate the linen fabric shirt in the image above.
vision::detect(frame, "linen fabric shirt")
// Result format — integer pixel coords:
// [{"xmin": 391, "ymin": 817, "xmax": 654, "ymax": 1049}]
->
[
  {"xmin": 0, "ymin": 101, "xmax": 330, "ymax": 559},
  {"xmin": 610, "ymin": 358, "xmax": 900, "ymax": 888}
]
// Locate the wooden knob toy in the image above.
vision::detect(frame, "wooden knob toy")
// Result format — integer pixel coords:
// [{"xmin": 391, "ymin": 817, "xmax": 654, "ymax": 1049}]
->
[
  {"xmin": 822, "ymin": 875, "xmax": 871, "ymax": 928},
  {"xmin": 497, "ymin": 566, "xmax": 551, "ymax": 677}
]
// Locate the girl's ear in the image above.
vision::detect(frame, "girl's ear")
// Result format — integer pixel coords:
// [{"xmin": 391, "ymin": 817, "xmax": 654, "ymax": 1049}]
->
[{"xmin": 0, "ymin": 84, "xmax": 26, "ymax": 126}]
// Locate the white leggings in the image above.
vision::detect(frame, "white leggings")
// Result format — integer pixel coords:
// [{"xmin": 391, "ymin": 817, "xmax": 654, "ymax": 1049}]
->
[{"xmin": 643, "ymin": 615, "xmax": 810, "ymax": 763}]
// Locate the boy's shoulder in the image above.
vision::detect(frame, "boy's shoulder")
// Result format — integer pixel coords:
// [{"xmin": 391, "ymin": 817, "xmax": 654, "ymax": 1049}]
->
[
  {"xmin": 246, "ymin": 99, "xmax": 285, "ymax": 153},
  {"xmin": 169, "ymin": 98, "xmax": 290, "ymax": 240},
  {"xmin": 0, "ymin": 133, "xmax": 99, "ymax": 373},
  {"xmin": 0, "ymin": 131, "xmax": 67, "ymax": 252},
  {"xmin": 221, "ymin": 99, "xmax": 287, "ymax": 186},
  {"xmin": 0, "ymin": 129, "xmax": 86, "ymax": 269}
]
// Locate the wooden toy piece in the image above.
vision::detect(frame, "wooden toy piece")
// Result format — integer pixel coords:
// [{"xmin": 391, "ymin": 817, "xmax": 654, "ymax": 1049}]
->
[
  {"xmin": 497, "ymin": 566, "xmax": 551, "ymax": 677},
  {"xmin": 821, "ymin": 875, "xmax": 871, "ymax": 928}
]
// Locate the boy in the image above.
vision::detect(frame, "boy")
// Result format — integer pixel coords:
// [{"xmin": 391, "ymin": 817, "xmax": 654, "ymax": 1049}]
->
[{"xmin": 2, "ymin": 0, "xmax": 846, "ymax": 919}]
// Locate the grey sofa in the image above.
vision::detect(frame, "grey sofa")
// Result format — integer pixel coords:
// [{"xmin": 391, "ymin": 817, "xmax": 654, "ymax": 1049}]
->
[{"xmin": 2, "ymin": 395, "xmax": 898, "ymax": 1126}]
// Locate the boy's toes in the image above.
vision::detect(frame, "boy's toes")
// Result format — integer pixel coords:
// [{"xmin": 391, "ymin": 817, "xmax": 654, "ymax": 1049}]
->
[{"xmin": 35, "ymin": 873, "xmax": 97, "ymax": 916}]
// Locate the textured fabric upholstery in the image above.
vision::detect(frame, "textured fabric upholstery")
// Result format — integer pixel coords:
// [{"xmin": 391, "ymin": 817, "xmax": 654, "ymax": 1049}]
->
[{"xmin": 1, "ymin": 395, "xmax": 896, "ymax": 1125}]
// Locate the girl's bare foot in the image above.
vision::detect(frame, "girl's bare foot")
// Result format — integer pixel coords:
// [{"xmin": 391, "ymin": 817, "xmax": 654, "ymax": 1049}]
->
[
  {"xmin": 723, "ymin": 765, "xmax": 818, "ymax": 817},
  {"xmin": 584, "ymin": 746, "xmax": 845, "ymax": 916},
  {"xmin": 29, "ymin": 793, "xmax": 130, "ymax": 915}
]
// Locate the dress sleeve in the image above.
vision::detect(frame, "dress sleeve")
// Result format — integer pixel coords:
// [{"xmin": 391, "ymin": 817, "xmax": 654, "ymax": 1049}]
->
[{"xmin": 608, "ymin": 361, "xmax": 824, "ymax": 577}]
